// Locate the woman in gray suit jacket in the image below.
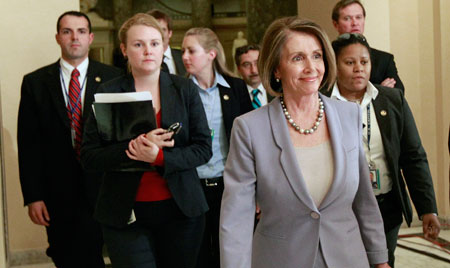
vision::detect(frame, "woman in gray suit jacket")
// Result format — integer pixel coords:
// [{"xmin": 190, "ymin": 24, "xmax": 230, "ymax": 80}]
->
[
  {"xmin": 219, "ymin": 17, "xmax": 390, "ymax": 268},
  {"xmin": 326, "ymin": 33, "xmax": 440, "ymax": 267}
]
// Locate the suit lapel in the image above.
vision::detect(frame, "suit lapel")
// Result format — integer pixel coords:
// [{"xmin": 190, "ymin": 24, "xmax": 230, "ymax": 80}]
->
[
  {"xmin": 46, "ymin": 61, "xmax": 71, "ymax": 128},
  {"xmin": 371, "ymin": 91, "xmax": 394, "ymax": 160},
  {"xmin": 268, "ymin": 98, "xmax": 316, "ymax": 210},
  {"xmin": 318, "ymin": 96, "xmax": 347, "ymax": 209},
  {"xmin": 159, "ymin": 72, "xmax": 175, "ymax": 128}
]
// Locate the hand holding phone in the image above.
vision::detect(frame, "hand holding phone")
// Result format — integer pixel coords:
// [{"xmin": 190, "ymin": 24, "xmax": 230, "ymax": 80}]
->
[{"xmin": 167, "ymin": 122, "xmax": 182, "ymax": 135}]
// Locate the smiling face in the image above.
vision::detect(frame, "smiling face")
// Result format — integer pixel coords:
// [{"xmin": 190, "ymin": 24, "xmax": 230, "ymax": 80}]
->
[
  {"xmin": 333, "ymin": 3, "xmax": 365, "ymax": 34},
  {"xmin": 181, "ymin": 35, "xmax": 215, "ymax": 77},
  {"xmin": 121, "ymin": 25, "xmax": 164, "ymax": 76},
  {"xmin": 274, "ymin": 31, "xmax": 325, "ymax": 96},
  {"xmin": 336, "ymin": 43, "xmax": 371, "ymax": 99},
  {"xmin": 55, "ymin": 15, "xmax": 93, "ymax": 65}
]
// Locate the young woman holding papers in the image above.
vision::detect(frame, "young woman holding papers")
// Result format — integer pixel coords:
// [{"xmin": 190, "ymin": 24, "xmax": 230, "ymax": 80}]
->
[{"xmin": 81, "ymin": 13, "xmax": 212, "ymax": 268}]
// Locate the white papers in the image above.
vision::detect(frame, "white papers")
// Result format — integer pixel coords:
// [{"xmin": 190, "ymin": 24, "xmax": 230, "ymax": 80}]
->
[{"xmin": 94, "ymin": 91, "xmax": 152, "ymax": 103}]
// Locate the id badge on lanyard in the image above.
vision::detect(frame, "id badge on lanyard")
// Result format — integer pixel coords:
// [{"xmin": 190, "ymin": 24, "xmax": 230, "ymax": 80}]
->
[{"xmin": 366, "ymin": 104, "xmax": 380, "ymax": 190}]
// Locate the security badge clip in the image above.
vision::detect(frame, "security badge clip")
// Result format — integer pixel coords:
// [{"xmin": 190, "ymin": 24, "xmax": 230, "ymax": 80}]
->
[{"xmin": 368, "ymin": 161, "xmax": 380, "ymax": 190}]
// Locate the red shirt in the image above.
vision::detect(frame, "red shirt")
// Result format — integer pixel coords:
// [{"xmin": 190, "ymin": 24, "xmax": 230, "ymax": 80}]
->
[{"xmin": 135, "ymin": 111, "xmax": 172, "ymax": 201}]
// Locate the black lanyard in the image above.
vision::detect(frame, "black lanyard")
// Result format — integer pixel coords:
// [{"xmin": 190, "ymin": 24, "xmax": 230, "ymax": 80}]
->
[{"xmin": 366, "ymin": 103, "xmax": 371, "ymax": 152}]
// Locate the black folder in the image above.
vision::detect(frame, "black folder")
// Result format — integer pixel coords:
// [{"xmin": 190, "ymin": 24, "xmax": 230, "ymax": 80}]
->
[{"xmin": 93, "ymin": 100, "xmax": 156, "ymax": 142}]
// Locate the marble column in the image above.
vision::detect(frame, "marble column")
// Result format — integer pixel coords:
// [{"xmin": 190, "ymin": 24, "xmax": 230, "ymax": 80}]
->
[
  {"xmin": 191, "ymin": 0, "xmax": 213, "ymax": 28},
  {"xmin": 246, "ymin": 0, "xmax": 297, "ymax": 44}
]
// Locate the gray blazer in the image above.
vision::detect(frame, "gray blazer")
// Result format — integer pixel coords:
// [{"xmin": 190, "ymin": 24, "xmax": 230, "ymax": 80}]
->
[{"xmin": 220, "ymin": 95, "xmax": 388, "ymax": 268}]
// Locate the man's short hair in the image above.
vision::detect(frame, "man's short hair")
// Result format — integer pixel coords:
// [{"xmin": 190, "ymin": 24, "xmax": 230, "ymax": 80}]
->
[
  {"xmin": 235, "ymin": 44, "xmax": 261, "ymax": 67},
  {"xmin": 57, "ymin": 11, "xmax": 92, "ymax": 33},
  {"xmin": 331, "ymin": 0, "xmax": 366, "ymax": 22},
  {"xmin": 147, "ymin": 9, "xmax": 173, "ymax": 31}
]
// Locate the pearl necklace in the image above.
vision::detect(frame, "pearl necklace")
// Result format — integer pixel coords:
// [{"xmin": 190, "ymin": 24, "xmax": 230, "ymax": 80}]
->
[{"xmin": 280, "ymin": 96, "xmax": 324, "ymax": 135}]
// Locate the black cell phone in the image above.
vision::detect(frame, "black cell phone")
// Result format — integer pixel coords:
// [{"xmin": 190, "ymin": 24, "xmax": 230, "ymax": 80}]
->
[{"xmin": 167, "ymin": 122, "xmax": 182, "ymax": 135}]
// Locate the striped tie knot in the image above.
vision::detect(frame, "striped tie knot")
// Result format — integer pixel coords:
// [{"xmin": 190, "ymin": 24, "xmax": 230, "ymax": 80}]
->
[
  {"xmin": 71, "ymin": 68, "xmax": 80, "ymax": 78},
  {"xmin": 251, "ymin": 88, "xmax": 261, "ymax": 109}
]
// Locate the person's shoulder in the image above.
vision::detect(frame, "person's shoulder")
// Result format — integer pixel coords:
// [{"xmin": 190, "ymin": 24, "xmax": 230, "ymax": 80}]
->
[
  {"xmin": 164, "ymin": 72, "xmax": 193, "ymax": 89},
  {"xmin": 370, "ymin": 47, "xmax": 394, "ymax": 59},
  {"xmin": 373, "ymin": 84, "xmax": 404, "ymax": 103},
  {"xmin": 97, "ymin": 74, "xmax": 128, "ymax": 92},
  {"xmin": 23, "ymin": 61, "xmax": 59, "ymax": 80},
  {"xmin": 321, "ymin": 95, "xmax": 359, "ymax": 119},
  {"xmin": 222, "ymin": 75, "xmax": 247, "ymax": 91},
  {"xmin": 89, "ymin": 59, "xmax": 123, "ymax": 75}
]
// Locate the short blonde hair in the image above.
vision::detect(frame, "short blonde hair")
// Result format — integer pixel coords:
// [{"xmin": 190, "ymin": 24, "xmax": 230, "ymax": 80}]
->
[
  {"xmin": 118, "ymin": 13, "xmax": 164, "ymax": 46},
  {"xmin": 184, "ymin": 27, "xmax": 233, "ymax": 77},
  {"xmin": 259, "ymin": 17, "xmax": 336, "ymax": 96}
]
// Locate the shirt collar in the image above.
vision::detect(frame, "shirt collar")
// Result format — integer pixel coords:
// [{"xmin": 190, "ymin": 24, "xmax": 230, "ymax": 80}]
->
[
  {"xmin": 246, "ymin": 83, "xmax": 263, "ymax": 91},
  {"xmin": 164, "ymin": 46, "xmax": 172, "ymax": 60},
  {"xmin": 330, "ymin": 81, "xmax": 378, "ymax": 106},
  {"xmin": 190, "ymin": 70, "xmax": 230, "ymax": 90},
  {"xmin": 59, "ymin": 57, "xmax": 89, "ymax": 77}
]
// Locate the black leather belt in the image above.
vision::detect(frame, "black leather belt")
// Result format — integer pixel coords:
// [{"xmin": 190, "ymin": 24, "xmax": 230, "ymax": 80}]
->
[{"xmin": 200, "ymin": 177, "xmax": 223, "ymax": 187}]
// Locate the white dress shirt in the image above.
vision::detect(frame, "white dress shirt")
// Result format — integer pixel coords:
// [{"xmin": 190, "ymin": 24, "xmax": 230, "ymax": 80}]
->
[
  {"xmin": 59, "ymin": 57, "xmax": 89, "ymax": 112},
  {"xmin": 330, "ymin": 82, "xmax": 393, "ymax": 195},
  {"xmin": 163, "ymin": 46, "xmax": 177, "ymax": 75},
  {"xmin": 246, "ymin": 83, "xmax": 268, "ymax": 106}
]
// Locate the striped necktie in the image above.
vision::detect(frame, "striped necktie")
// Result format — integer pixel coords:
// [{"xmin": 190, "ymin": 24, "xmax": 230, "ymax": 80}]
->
[
  {"xmin": 251, "ymin": 88, "xmax": 261, "ymax": 109},
  {"xmin": 67, "ymin": 68, "xmax": 83, "ymax": 158}
]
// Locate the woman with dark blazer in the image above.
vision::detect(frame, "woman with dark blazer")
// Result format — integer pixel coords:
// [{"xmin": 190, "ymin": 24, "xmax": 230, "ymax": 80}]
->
[
  {"xmin": 181, "ymin": 27, "xmax": 253, "ymax": 268},
  {"xmin": 326, "ymin": 33, "xmax": 440, "ymax": 267},
  {"xmin": 81, "ymin": 14, "xmax": 212, "ymax": 268}
]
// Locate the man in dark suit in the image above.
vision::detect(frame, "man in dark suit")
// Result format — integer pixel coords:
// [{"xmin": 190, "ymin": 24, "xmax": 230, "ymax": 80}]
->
[
  {"xmin": 332, "ymin": 0, "xmax": 405, "ymax": 92},
  {"xmin": 235, "ymin": 44, "xmax": 274, "ymax": 109},
  {"xmin": 17, "ymin": 11, "xmax": 122, "ymax": 268},
  {"xmin": 147, "ymin": 9, "xmax": 186, "ymax": 76}
]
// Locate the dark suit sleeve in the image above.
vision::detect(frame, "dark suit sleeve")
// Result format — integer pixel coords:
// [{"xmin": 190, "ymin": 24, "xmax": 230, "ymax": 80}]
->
[
  {"xmin": 17, "ymin": 75, "xmax": 46, "ymax": 205},
  {"xmin": 385, "ymin": 54, "xmax": 404, "ymax": 92},
  {"xmin": 398, "ymin": 94, "xmax": 437, "ymax": 215},
  {"xmin": 80, "ymin": 83, "xmax": 151, "ymax": 172},
  {"xmin": 162, "ymin": 80, "xmax": 212, "ymax": 175}
]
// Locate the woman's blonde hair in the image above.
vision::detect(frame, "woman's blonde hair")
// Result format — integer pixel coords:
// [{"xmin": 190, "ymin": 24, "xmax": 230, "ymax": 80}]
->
[
  {"xmin": 259, "ymin": 16, "xmax": 336, "ymax": 96},
  {"xmin": 118, "ymin": 13, "xmax": 164, "ymax": 46},
  {"xmin": 184, "ymin": 27, "xmax": 234, "ymax": 77}
]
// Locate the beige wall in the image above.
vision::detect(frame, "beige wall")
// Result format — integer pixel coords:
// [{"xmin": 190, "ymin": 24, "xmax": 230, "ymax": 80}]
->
[
  {"xmin": 0, "ymin": 0, "xmax": 80, "ymax": 259},
  {"xmin": 299, "ymin": 0, "xmax": 450, "ymax": 218}
]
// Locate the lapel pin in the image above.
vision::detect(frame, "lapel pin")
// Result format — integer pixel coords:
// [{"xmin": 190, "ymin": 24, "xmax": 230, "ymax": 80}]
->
[
  {"xmin": 223, "ymin": 94, "xmax": 229, "ymax": 101},
  {"xmin": 380, "ymin": 110, "xmax": 387, "ymax": 116},
  {"xmin": 95, "ymin": 76, "xmax": 101, "ymax": 82}
]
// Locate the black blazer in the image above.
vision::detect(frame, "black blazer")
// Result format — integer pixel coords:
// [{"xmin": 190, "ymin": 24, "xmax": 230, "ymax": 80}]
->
[
  {"xmin": 218, "ymin": 75, "xmax": 253, "ymax": 141},
  {"xmin": 370, "ymin": 48, "xmax": 405, "ymax": 92},
  {"xmin": 17, "ymin": 59, "xmax": 122, "ymax": 219},
  {"xmin": 371, "ymin": 85, "xmax": 437, "ymax": 229},
  {"xmin": 171, "ymin": 48, "xmax": 186, "ymax": 76},
  {"xmin": 322, "ymin": 85, "xmax": 437, "ymax": 230},
  {"xmin": 81, "ymin": 72, "xmax": 212, "ymax": 228}
]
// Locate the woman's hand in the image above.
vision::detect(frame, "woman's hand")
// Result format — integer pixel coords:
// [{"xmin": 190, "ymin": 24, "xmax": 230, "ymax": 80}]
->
[
  {"xmin": 126, "ymin": 134, "xmax": 169, "ymax": 163},
  {"xmin": 144, "ymin": 128, "xmax": 174, "ymax": 149},
  {"xmin": 374, "ymin": 263, "xmax": 391, "ymax": 268}
]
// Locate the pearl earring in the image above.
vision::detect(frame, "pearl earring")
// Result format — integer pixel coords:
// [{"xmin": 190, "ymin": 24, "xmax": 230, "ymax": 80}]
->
[{"xmin": 276, "ymin": 78, "xmax": 280, "ymax": 83}]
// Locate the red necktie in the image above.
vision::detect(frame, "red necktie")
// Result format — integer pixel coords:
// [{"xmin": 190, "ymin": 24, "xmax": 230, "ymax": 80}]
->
[{"xmin": 67, "ymin": 68, "xmax": 82, "ymax": 157}]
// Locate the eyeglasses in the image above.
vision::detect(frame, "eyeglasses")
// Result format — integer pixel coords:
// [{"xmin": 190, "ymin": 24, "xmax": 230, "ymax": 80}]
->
[{"xmin": 337, "ymin": 33, "xmax": 367, "ymax": 42}]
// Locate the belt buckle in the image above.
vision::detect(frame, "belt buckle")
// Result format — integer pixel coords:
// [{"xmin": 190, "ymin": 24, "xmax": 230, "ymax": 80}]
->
[{"xmin": 205, "ymin": 179, "xmax": 218, "ymax": 187}]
